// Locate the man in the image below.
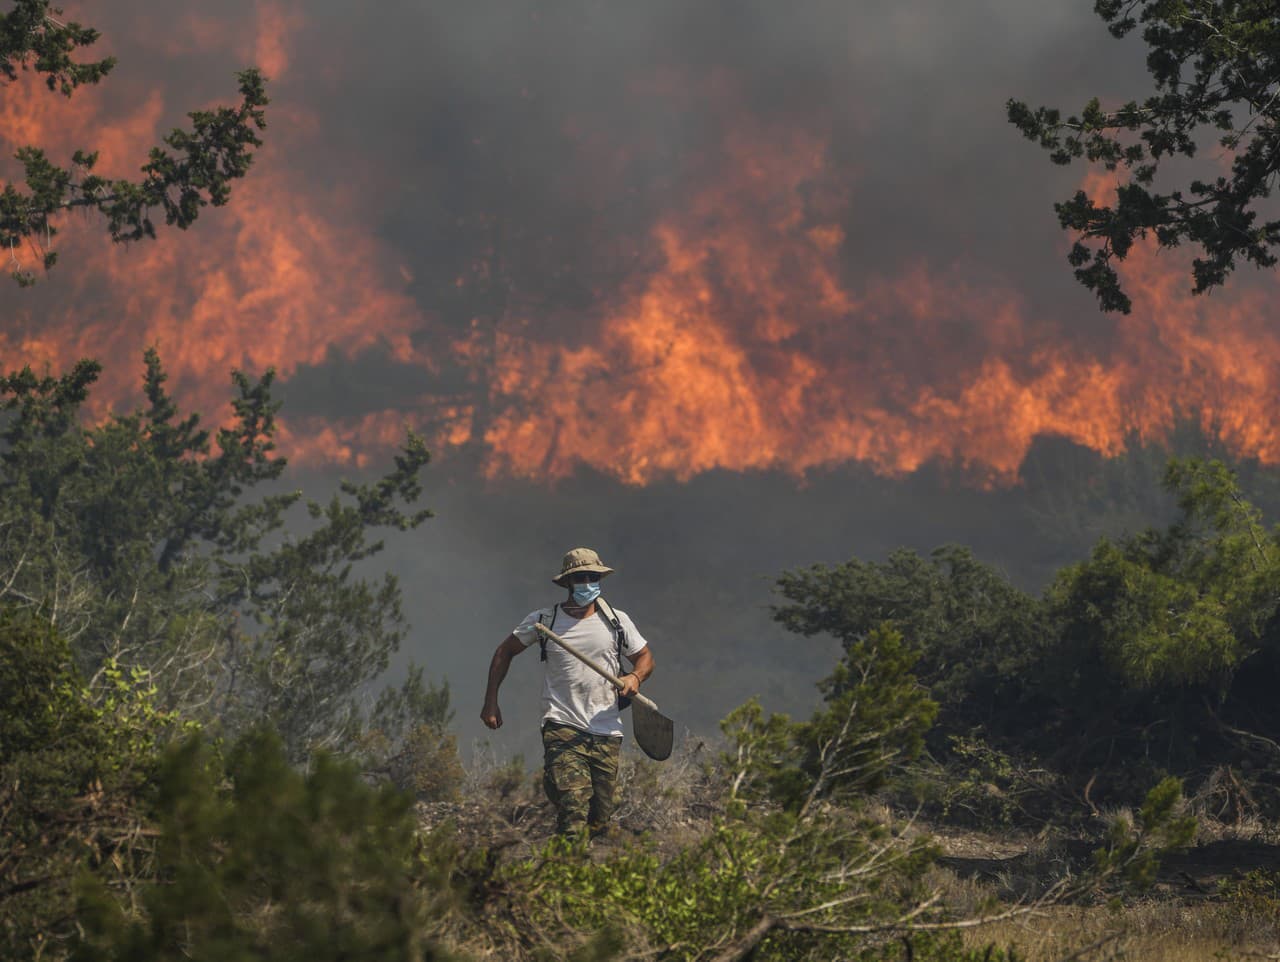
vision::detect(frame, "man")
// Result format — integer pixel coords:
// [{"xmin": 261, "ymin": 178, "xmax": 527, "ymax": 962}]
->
[{"xmin": 481, "ymin": 547, "xmax": 655, "ymax": 841}]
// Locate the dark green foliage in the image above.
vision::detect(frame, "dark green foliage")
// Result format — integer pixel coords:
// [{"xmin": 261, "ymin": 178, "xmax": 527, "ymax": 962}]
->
[
  {"xmin": 796, "ymin": 624, "xmax": 938, "ymax": 804},
  {"xmin": 721, "ymin": 625, "xmax": 936, "ymax": 813},
  {"xmin": 0, "ymin": 352, "xmax": 444, "ymax": 760},
  {"xmin": 774, "ymin": 458, "xmax": 1280, "ymax": 810},
  {"xmin": 0, "ymin": 1, "xmax": 266, "ymax": 285},
  {"xmin": 1052, "ymin": 539, "xmax": 1243, "ymax": 690},
  {"xmin": 72, "ymin": 729, "xmax": 458, "ymax": 962},
  {"xmin": 774, "ymin": 547, "xmax": 1045, "ymax": 738},
  {"xmin": 0, "ymin": 0, "xmax": 114, "ymax": 94},
  {"xmin": 0, "ymin": 608, "xmax": 160, "ymax": 959},
  {"xmin": 1008, "ymin": 1, "xmax": 1280, "ymax": 312},
  {"xmin": 1039, "ymin": 458, "xmax": 1280, "ymax": 787},
  {"xmin": 0, "ymin": 604, "xmax": 462, "ymax": 961}
]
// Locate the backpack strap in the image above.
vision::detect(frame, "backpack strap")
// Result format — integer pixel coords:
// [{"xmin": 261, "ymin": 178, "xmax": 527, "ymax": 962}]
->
[
  {"xmin": 537, "ymin": 605, "xmax": 559, "ymax": 662},
  {"xmin": 593, "ymin": 596, "xmax": 626, "ymax": 660},
  {"xmin": 593, "ymin": 597, "xmax": 632, "ymax": 710}
]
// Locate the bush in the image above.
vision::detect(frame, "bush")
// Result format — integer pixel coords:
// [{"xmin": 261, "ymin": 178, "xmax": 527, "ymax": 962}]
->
[
  {"xmin": 394, "ymin": 724, "xmax": 467, "ymax": 802},
  {"xmin": 0, "ymin": 609, "xmax": 162, "ymax": 960},
  {"xmin": 774, "ymin": 458, "xmax": 1280, "ymax": 815},
  {"xmin": 72, "ymin": 728, "xmax": 460, "ymax": 962}
]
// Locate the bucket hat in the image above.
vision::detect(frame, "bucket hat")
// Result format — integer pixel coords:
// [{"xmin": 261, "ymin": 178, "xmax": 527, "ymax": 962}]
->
[{"xmin": 553, "ymin": 547, "xmax": 615, "ymax": 586}]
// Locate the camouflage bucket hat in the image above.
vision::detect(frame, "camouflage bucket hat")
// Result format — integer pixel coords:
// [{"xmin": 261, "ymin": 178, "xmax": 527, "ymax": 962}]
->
[{"xmin": 553, "ymin": 547, "xmax": 615, "ymax": 586}]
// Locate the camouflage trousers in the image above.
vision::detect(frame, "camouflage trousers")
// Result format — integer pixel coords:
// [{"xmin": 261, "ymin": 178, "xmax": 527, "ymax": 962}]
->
[{"xmin": 541, "ymin": 721, "xmax": 622, "ymax": 840}]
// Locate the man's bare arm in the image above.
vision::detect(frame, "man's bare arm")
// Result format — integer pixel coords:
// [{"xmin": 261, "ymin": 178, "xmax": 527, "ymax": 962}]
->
[
  {"xmin": 619, "ymin": 645, "xmax": 654, "ymax": 698},
  {"xmin": 481, "ymin": 634, "xmax": 527, "ymax": 729}
]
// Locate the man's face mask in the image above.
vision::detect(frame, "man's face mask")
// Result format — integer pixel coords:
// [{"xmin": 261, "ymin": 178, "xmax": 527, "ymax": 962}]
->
[{"xmin": 571, "ymin": 580, "xmax": 601, "ymax": 606}]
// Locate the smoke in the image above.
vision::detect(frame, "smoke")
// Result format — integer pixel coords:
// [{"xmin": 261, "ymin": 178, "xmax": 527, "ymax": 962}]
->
[{"xmin": 7, "ymin": 1, "xmax": 1280, "ymax": 755}]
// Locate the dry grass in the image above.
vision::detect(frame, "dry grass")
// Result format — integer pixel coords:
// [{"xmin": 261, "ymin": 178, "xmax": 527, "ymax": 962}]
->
[
  {"xmin": 923, "ymin": 793, "xmax": 1280, "ymax": 962},
  {"xmin": 926, "ymin": 847, "xmax": 1280, "ymax": 962},
  {"xmin": 1186, "ymin": 767, "xmax": 1280, "ymax": 845},
  {"xmin": 958, "ymin": 900, "xmax": 1280, "ymax": 961}
]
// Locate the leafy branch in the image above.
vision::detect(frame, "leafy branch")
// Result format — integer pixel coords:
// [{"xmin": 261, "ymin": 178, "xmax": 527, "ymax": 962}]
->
[
  {"xmin": 0, "ymin": 1, "xmax": 268, "ymax": 284},
  {"xmin": 1008, "ymin": 0, "xmax": 1280, "ymax": 312}
]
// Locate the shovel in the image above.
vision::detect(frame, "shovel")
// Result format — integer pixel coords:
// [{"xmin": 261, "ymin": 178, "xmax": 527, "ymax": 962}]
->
[{"xmin": 534, "ymin": 622, "xmax": 674, "ymax": 761}]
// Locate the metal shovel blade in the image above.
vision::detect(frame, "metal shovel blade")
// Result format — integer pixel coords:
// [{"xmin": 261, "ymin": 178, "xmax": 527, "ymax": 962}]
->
[{"xmin": 631, "ymin": 696, "xmax": 674, "ymax": 761}]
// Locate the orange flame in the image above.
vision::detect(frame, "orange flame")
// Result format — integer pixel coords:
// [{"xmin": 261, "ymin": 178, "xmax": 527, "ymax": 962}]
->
[
  {"xmin": 5, "ymin": 18, "xmax": 1280, "ymax": 486},
  {"xmin": 4, "ymin": 4, "xmax": 448, "ymax": 468},
  {"xmin": 474, "ymin": 127, "xmax": 1280, "ymax": 486}
]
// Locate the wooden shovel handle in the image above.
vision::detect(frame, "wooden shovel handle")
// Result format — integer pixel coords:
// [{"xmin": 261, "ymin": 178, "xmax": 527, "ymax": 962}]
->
[{"xmin": 533, "ymin": 622, "xmax": 660, "ymax": 712}]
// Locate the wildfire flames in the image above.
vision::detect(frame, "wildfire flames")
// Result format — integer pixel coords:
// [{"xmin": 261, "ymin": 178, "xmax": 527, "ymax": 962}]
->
[{"xmin": 5, "ymin": 8, "xmax": 1280, "ymax": 485}]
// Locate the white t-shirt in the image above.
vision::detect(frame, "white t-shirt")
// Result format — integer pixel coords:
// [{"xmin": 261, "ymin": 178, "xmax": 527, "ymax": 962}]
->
[{"xmin": 513, "ymin": 603, "xmax": 649, "ymax": 737}]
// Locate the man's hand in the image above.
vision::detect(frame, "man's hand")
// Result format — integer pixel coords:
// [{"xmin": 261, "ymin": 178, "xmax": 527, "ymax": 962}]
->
[
  {"xmin": 481, "ymin": 702, "xmax": 503, "ymax": 729},
  {"xmin": 619, "ymin": 672, "xmax": 640, "ymax": 698}
]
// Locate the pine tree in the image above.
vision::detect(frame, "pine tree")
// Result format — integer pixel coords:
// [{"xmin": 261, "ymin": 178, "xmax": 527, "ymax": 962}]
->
[
  {"xmin": 1008, "ymin": 1, "xmax": 1280, "ymax": 312},
  {"xmin": 0, "ymin": 0, "xmax": 267, "ymax": 284}
]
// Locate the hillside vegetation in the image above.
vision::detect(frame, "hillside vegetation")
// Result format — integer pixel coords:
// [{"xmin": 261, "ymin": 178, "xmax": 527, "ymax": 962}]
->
[{"xmin": 4, "ymin": 355, "xmax": 1280, "ymax": 961}]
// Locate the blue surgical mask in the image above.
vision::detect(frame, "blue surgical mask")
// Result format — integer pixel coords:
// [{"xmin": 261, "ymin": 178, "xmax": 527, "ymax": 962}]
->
[{"xmin": 571, "ymin": 582, "xmax": 601, "ymax": 606}]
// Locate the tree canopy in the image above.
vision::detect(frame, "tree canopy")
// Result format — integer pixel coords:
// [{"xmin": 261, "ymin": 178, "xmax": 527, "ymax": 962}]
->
[
  {"xmin": 0, "ymin": 0, "xmax": 266, "ymax": 285},
  {"xmin": 1008, "ymin": 0, "xmax": 1280, "ymax": 312},
  {"xmin": 775, "ymin": 457, "xmax": 1280, "ymax": 810},
  {"xmin": 773, "ymin": 545, "xmax": 1047, "ymax": 735},
  {"xmin": 0, "ymin": 350, "xmax": 447, "ymax": 761}
]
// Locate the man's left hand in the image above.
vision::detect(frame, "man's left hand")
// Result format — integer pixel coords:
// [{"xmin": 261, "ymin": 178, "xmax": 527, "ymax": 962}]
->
[{"xmin": 619, "ymin": 672, "xmax": 640, "ymax": 698}]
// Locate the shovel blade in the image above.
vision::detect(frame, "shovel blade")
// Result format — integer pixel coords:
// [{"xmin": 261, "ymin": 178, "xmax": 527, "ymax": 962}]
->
[{"xmin": 632, "ymin": 698, "xmax": 674, "ymax": 761}]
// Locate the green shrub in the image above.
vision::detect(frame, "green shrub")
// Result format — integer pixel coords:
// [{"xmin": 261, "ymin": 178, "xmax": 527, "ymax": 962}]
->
[
  {"xmin": 72, "ymin": 728, "xmax": 461, "ymax": 962},
  {"xmin": 0, "ymin": 608, "xmax": 163, "ymax": 960},
  {"xmin": 919, "ymin": 735, "xmax": 1054, "ymax": 828},
  {"xmin": 775, "ymin": 458, "xmax": 1280, "ymax": 814}
]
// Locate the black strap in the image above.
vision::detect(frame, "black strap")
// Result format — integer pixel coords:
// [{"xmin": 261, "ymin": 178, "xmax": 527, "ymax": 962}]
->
[
  {"xmin": 594, "ymin": 596, "xmax": 626, "ymax": 656},
  {"xmin": 594, "ymin": 597, "xmax": 632, "ymax": 710},
  {"xmin": 538, "ymin": 604, "xmax": 559, "ymax": 661}
]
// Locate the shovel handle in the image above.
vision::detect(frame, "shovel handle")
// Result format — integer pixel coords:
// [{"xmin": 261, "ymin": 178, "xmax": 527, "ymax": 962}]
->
[{"xmin": 533, "ymin": 622, "xmax": 660, "ymax": 712}]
